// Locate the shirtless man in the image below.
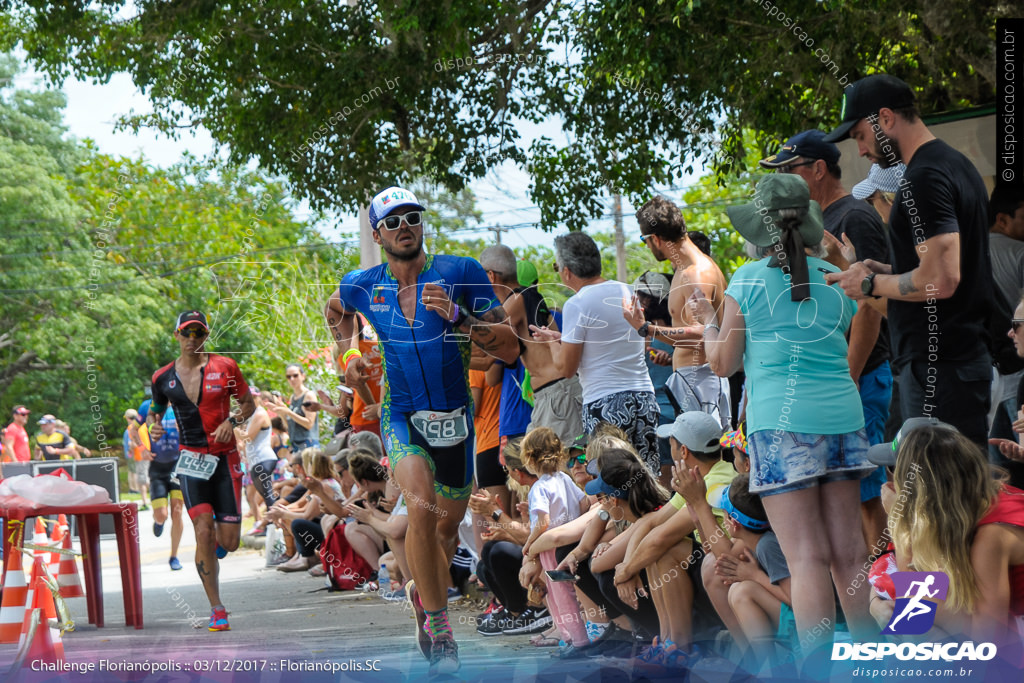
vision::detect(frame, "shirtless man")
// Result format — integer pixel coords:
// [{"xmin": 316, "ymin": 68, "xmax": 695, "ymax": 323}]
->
[
  {"xmin": 625, "ymin": 197, "xmax": 731, "ymax": 429},
  {"xmin": 479, "ymin": 245, "xmax": 583, "ymax": 447}
]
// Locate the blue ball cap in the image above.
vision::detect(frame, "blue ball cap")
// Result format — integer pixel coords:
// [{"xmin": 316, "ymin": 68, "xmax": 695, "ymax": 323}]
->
[
  {"xmin": 759, "ymin": 129, "xmax": 840, "ymax": 169},
  {"xmin": 368, "ymin": 187, "xmax": 426, "ymax": 231}
]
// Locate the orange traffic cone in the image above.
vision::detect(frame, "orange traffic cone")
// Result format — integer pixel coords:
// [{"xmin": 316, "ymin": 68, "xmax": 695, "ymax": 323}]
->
[
  {"xmin": 0, "ymin": 546, "xmax": 28, "ymax": 643},
  {"xmin": 17, "ymin": 557, "xmax": 63, "ymax": 665},
  {"xmin": 30, "ymin": 518, "xmax": 48, "ymax": 552},
  {"xmin": 47, "ymin": 515, "xmax": 66, "ymax": 579},
  {"xmin": 56, "ymin": 524, "xmax": 84, "ymax": 599}
]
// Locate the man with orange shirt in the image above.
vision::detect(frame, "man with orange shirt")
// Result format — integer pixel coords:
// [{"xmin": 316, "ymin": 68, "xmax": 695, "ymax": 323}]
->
[{"xmin": 469, "ymin": 367, "xmax": 505, "ymax": 513}]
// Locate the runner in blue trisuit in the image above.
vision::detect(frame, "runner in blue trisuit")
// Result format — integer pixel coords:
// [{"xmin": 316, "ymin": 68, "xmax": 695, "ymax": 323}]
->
[{"xmin": 325, "ymin": 187, "xmax": 518, "ymax": 674}]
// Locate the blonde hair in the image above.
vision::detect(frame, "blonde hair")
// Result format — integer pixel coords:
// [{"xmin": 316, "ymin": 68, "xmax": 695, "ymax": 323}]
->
[
  {"xmin": 521, "ymin": 427, "xmax": 566, "ymax": 475},
  {"xmin": 585, "ymin": 433, "xmax": 639, "ymax": 475},
  {"xmin": 889, "ymin": 427, "xmax": 1003, "ymax": 613},
  {"xmin": 300, "ymin": 447, "xmax": 336, "ymax": 482},
  {"xmin": 502, "ymin": 436, "xmax": 531, "ymax": 500}
]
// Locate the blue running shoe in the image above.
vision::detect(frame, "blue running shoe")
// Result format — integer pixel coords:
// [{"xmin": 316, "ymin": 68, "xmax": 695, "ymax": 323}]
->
[
  {"xmin": 153, "ymin": 522, "xmax": 164, "ymax": 538},
  {"xmin": 215, "ymin": 544, "xmax": 228, "ymax": 559},
  {"xmin": 169, "ymin": 556, "xmax": 182, "ymax": 571}
]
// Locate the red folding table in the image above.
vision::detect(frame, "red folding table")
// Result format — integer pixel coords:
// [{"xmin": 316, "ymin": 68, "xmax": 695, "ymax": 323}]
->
[{"xmin": 0, "ymin": 497, "xmax": 143, "ymax": 629}]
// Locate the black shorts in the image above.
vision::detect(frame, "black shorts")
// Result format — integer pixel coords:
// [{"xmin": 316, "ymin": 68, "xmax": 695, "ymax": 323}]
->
[
  {"xmin": 179, "ymin": 451, "xmax": 242, "ymax": 524},
  {"xmin": 475, "ymin": 445, "xmax": 505, "ymax": 489},
  {"xmin": 149, "ymin": 459, "xmax": 182, "ymax": 503}
]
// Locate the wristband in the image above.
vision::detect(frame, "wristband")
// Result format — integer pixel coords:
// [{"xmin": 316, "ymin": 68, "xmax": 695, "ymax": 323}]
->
[
  {"xmin": 342, "ymin": 348, "xmax": 362, "ymax": 370},
  {"xmin": 451, "ymin": 305, "xmax": 469, "ymax": 328},
  {"xmin": 228, "ymin": 416, "xmax": 240, "ymax": 427},
  {"xmin": 702, "ymin": 322, "xmax": 720, "ymax": 336}
]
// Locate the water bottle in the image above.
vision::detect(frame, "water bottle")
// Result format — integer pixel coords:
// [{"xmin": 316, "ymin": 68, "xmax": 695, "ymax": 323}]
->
[{"xmin": 379, "ymin": 563, "xmax": 390, "ymax": 593}]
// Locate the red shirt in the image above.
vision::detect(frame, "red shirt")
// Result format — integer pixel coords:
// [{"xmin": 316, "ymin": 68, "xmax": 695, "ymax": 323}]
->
[
  {"xmin": 151, "ymin": 355, "xmax": 250, "ymax": 456},
  {"xmin": 978, "ymin": 485, "xmax": 1024, "ymax": 616},
  {"xmin": 2, "ymin": 422, "xmax": 30, "ymax": 463}
]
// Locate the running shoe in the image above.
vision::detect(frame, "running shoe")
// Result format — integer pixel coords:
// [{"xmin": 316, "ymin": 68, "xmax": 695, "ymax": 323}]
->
[
  {"xmin": 503, "ymin": 606, "xmax": 552, "ymax": 635},
  {"xmin": 169, "ymin": 556, "xmax": 182, "ymax": 571},
  {"xmin": 406, "ymin": 580, "xmax": 432, "ymax": 660},
  {"xmin": 215, "ymin": 544, "xmax": 228, "ymax": 559},
  {"xmin": 428, "ymin": 632, "xmax": 461, "ymax": 675},
  {"xmin": 476, "ymin": 607, "xmax": 511, "ymax": 636},
  {"xmin": 153, "ymin": 522, "xmax": 164, "ymax": 538},
  {"xmin": 637, "ymin": 637, "xmax": 668, "ymax": 664},
  {"xmin": 476, "ymin": 598, "xmax": 501, "ymax": 625},
  {"xmin": 250, "ymin": 526, "xmax": 267, "ymax": 537},
  {"xmin": 447, "ymin": 586, "xmax": 463, "ymax": 602},
  {"xmin": 139, "ymin": 504, "xmax": 150, "ymax": 511},
  {"xmin": 208, "ymin": 607, "xmax": 230, "ymax": 632}
]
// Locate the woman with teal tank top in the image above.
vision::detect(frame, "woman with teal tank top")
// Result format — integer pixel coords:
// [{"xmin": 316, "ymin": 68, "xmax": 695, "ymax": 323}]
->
[{"xmin": 687, "ymin": 174, "xmax": 876, "ymax": 656}]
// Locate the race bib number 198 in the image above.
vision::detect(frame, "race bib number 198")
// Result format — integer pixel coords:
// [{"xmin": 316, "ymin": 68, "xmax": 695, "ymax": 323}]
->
[
  {"xmin": 174, "ymin": 449, "xmax": 218, "ymax": 480},
  {"xmin": 410, "ymin": 408, "xmax": 469, "ymax": 448}
]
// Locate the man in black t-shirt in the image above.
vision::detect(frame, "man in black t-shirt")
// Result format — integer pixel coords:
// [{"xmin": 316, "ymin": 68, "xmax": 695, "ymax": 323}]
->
[
  {"xmin": 825, "ymin": 74, "xmax": 992, "ymax": 445},
  {"xmin": 761, "ymin": 128, "xmax": 892, "ymax": 550}
]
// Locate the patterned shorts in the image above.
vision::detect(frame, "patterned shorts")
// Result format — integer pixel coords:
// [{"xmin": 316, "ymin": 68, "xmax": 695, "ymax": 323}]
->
[
  {"xmin": 582, "ymin": 390, "xmax": 661, "ymax": 474},
  {"xmin": 747, "ymin": 429, "xmax": 872, "ymax": 497}
]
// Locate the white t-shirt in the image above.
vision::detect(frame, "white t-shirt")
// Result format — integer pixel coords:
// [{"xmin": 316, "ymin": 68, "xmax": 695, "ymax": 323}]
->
[
  {"xmin": 561, "ymin": 280, "xmax": 655, "ymax": 403},
  {"xmin": 528, "ymin": 471, "xmax": 585, "ymax": 530}
]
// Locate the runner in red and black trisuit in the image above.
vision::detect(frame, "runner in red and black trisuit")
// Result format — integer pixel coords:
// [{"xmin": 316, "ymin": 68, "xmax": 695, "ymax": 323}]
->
[{"xmin": 147, "ymin": 310, "xmax": 255, "ymax": 632}]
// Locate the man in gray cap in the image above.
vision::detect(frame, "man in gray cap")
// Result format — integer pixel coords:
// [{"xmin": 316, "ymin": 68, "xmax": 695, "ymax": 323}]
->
[{"xmin": 824, "ymin": 74, "xmax": 993, "ymax": 447}]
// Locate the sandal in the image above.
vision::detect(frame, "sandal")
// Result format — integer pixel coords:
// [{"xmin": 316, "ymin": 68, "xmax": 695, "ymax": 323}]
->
[
  {"xmin": 531, "ymin": 635, "xmax": 561, "ymax": 647},
  {"xmin": 531, "ymin": 627, "xmax": 560, "ymax": 647}
]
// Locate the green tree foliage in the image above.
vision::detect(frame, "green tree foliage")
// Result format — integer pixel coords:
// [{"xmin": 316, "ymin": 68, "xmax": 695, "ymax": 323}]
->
[
  {"xmin": 3, "ymin": 1, "xmax": 1002, "ymax": 232},
  {"xmin": 0, "ymin": 57, "xmax": 348, "ymax": 451}
]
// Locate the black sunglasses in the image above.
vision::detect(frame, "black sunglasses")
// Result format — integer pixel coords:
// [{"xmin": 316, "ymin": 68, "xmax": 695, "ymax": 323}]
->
[
  {"xmin": 179, "ymin": 328, "xmax": 207, "ymax": 339},
  {"xmin": 778, "ymin": 160, "xmax": 817, "ymax": 174},
  {"xmin": 1012, "ymin": 319, "xmax": 1024, "ymax": 333},
  {"xmin": 376, "ymin": 211, "xmax": 423, "ymax": 231}
]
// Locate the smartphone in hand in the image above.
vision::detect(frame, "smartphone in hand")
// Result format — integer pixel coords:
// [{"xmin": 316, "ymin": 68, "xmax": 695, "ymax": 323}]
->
[{"xmin": 545, "ymin": 569, "xmax": 577, "ymax": 583}]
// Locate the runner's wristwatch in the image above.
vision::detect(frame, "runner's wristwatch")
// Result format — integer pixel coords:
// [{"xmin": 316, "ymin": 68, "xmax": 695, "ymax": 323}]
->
[
  {"xmin": 637, "ymin": 321, "xmax": 651, "ymax": 338},
  {"xmin": 228, "ymin": 416, "xmax": 240, "ymax": 427},
  {"xmin": 491, "ymin": 509, "xmax": 502, "ymax": 523}
]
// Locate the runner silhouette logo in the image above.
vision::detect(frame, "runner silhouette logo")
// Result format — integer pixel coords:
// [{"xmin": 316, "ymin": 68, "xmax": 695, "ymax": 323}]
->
[{"xmin": 882, "ymin": 571, "xmax": 949, "ymax": 635}]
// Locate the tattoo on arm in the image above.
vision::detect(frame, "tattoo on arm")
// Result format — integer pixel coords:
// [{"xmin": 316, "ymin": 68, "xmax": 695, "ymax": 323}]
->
[
  {"xmin": 460, "ymin": 306, "xmax": 510, "ymax": 354},
  {"xmin": 897, "ymin": 272, "xmax": 918, "ymax": 296}
]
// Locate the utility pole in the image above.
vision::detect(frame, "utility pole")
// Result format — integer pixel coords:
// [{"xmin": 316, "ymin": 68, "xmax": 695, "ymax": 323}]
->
[
  {"xmin": 613, "ymin": 192, "xmax": 627, "ymax": 282},
  {"xmin": 487, "ymin": 226, "xmax": 509, "ymax": 244},
  {"xmin": 358, "ymin": 205, "xmax": 381, "ymax": 269}
]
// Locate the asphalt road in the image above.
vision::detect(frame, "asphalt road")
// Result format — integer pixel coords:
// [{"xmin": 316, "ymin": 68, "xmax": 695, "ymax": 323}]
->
[{"xmin": 0, "ymin": 506, "xmax": 734, "ymax": 683}]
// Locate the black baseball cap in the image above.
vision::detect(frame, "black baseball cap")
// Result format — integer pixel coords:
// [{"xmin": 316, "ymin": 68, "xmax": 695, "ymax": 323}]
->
[
  {"xmin": 568, "ymin": 433, "xmax": 589, "ymax": 454},
  {"xmin": 824, "ymin": 74, "xmax": 915, "ymax": 143},
  {"xmin": 176, "ymin": 310, "xmax": 209, "ymax": 332},
  {"xmin": 759, "ymin": 129, "xmax": 840, "ymax": 169}
]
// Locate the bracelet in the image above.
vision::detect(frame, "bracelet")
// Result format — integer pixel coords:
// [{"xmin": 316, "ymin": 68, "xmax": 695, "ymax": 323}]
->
[
  {"xmin": 341, "ymin": 348, "xmax": 362, "ymax": 370},
  {"xmin": 451, "ymin": 305, "xmax": 469, "ymax": 327},
  {"xmin": 702, "ymin": 322, "xmax": 720, "ymax": 336}
]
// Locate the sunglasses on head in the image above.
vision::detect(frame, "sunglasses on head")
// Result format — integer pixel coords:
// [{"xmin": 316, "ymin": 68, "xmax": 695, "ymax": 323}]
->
[
  {"xmin": 15, "ymin": 410, "xmax": 29, "ymax": 416},
  {"xmin": 1013, "ymin": 319, "xmax": 1024, "ymax": 333},
  {"xmin": 376, "ymin": 211, "xmax": 423, "ymax": 231},
  {"xmin": 179, "ymin": 328, "xmax": 207, "ymax": 339}
]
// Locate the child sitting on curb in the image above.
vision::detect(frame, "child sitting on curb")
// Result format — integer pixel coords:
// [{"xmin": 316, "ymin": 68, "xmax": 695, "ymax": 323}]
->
[
  {"xmin": 677, "ymin": 469, "xmax": 793, "ymax": 670},
  {"xmin": 519, "ymin": 428, "xmax": 590, "ymax": 652}
]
